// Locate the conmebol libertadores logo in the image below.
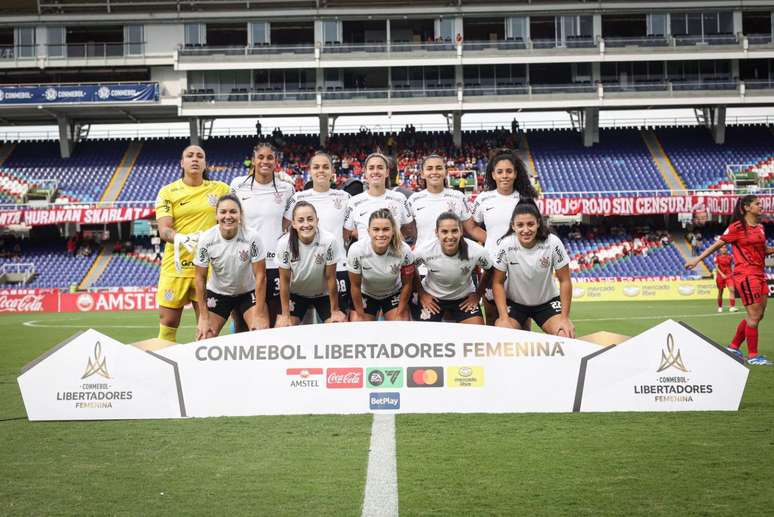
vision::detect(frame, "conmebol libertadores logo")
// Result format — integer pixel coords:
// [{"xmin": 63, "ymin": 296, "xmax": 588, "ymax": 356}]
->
[
  {"xmin": 81, "ymin": 342, "xmax": 111, "ymax": 380},
  {"xmin": 656, "ymin": 334, "xmax": 688, "ymax": 373}
]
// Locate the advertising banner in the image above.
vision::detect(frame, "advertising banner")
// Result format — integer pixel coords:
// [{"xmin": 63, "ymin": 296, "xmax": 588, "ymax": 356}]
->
[
  {"xmin": 59, "ymin": 289, "xmax": 158, "ymax": 313},
  {"xmin": 18, "ymin": 320, "xmax": 748, "ymax": 420},
  {"xmin": 0, "ymin": 291, "xmax": 59, "ymax": 313},
  {"xmin": 575, "ymin": 320, "xmax": 748, "ymax": 412},
  {"xmin": 0, "ymin": 83, "xmax": 159, "ymax": 106},
  {"xmin": 537, "ymin": 194, "xmax": 774, "ymax": 216},
  {"xmin": 18, "ymin": 329, "xmax": 183, "ymax": 421},
  {"xmin": 572, "ymin": 279, "xmax": 718, "ymax": 302},
  {"xmin": 0, "ymin": 207, "xmax": 154, "ymax": 227}
]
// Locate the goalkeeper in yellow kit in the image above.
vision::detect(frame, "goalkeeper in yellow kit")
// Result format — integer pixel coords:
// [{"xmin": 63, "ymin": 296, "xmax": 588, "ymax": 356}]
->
[{"xmin": 155, "ymin": 145, "xmax": 230, "ymax": 342}]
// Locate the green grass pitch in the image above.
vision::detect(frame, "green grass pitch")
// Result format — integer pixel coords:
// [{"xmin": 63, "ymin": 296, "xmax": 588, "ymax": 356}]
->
[{"xmin": 1, "ymin": 300, "xmax": 772, "ymax": 516}]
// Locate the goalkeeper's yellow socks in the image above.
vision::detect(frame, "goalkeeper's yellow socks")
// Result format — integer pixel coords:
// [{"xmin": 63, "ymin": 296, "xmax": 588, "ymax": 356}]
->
[{"xmin": 158, "ymin": 324, "xmax": 178, "ymax": 343}]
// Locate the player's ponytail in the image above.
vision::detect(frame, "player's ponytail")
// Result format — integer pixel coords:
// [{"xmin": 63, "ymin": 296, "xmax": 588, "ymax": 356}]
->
[
  {"xmin": 500, "ymin": 199, "xmax": 550, "ymax": 244},
  {"xmin": 436, "ymin": 212, "xmax": 468, "ymax": 261},
  {"xmin": 288, "ymin": 201, "xmax": 317, "ymax": 261},
  {"xmin": 731, "ymin": 194, "xmax": 758, "ymax": 231}
]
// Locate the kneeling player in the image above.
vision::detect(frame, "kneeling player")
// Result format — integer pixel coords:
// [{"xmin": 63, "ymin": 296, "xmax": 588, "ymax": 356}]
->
[
  {"xmin": 348, "ymin": 209, "xmax": 414, "ymax": 321},
  {"xmin": 412, "ymin": 212, "xmax": 492, "ymax": 324},
  {"xmin": 492, "ymin": 200, "xmax": 575, "ymax": 337},
  {"xmin": 194, "ymin": 194, "xmax": 269, "ymax": 340}
]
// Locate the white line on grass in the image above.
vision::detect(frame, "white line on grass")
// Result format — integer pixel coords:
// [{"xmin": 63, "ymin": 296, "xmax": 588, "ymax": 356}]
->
[
  {"xmin": 22, "ymin": 320, "xmax": 160, "ymax": 329},
  {"xmin": 362, "ymin": 414, "xmax": 399, "ymax": 517}
]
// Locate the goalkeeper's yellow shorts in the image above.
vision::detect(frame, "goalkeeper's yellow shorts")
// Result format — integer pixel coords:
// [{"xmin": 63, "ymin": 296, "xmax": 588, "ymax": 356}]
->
[{"xmin": 157, "ymin": 274, "xmax": 198, "ymax": 309}]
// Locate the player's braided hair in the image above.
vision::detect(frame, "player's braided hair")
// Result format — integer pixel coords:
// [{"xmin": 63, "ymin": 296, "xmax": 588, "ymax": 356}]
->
[{"xmin": 250, "ymin": 141, "xmax": 280, "ymax": 193}]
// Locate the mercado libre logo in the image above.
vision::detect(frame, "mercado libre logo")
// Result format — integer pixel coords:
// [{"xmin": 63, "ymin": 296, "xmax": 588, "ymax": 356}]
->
[
  {"xmin": 366, "ymin": 367, "xmax": 403, "ymax": 388},
  {"xmin": 82, "ymin": 342, "xmax": 111, "ymax": 380},
  {"xmin": 286, "ymin": 367, "xmax": 323, "ymax": 388},
  {"xmin": 656, "ymin": 334, "xmax": 689, "ymax": 373},
  {"xmin": 407, "ymin": 367, "xmax": 444, "ymax": 388},
  {"xmin": 447, "ymin": 366, "xmax": 484, "ymax": 388}
]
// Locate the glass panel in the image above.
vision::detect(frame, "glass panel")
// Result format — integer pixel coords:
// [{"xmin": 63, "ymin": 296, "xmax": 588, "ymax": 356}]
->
[
  {"xmin": 185, "ymin": 24, "xmax": 203, "ymax": 46},
  {"xmin": 703, "ymin": 13, "xmax": 719, "ymax": 34},
  {"xmin": 686, "ymin": 13, "xmax": 702, "ymax": 35},
  {"xmin": 647, "ymin": 14, "xmax": 667, "ymax": 36},
  {"xmin": 506, "ymin": 16, "xmax": 527, "ymax": 40},
  {"xmin": 718, "ymin": 12, "xmax": 733, "ymax": 33},
  {"xmin": 250, "ymin": 22, "xmax": 267, "ymax": 45},
  {"xmin": 125, "ymin": 24, "xmax": 143, "ymax": 55},
  {"xmin": 47, "ymin": 26, "xmax": 64, "ymax": 58},
  {"xmin": 323, "ymin": 20, "xmax": 340, "ymax": 43},
  {"xmin": 16, "ymin": 27, "xmax": 35, "ymax": 58},
  {"xmin": 671, "ymin": 13, "xmax": 687, "ymax": 35},
  {"xmin": 438, "ymin": 18, "xmax": 454, "ymax": 40}
]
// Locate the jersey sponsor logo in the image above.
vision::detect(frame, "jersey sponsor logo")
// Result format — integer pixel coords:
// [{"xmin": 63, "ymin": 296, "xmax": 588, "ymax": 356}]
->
[
  {"xmin": 198, "ymin": 247, "xmax": 208, "ymax": 263},
  {"xmin": 249, "ymin": 242, "xmax": 258, "ymax": 259},
  {"xmin": 241, "ymin": 196, "xmax": 251, "ymax": 201},
  {"xmin": 415, "ymin": 206, "xmax": 426, "ymax": 211},
  {"xmin": 407, "ymin": 367, "xmax": 444, "ymax": 387},
  {"xmin": 359, "ymin": 210, "xmax": 369, "ymax": 217},
  {"xmin": 179, "ymin": 200, "xmax": 190, "ymax": 206},
  {"xmin": 485, "ymin": 206, "xmax": 495, "ymax": 211}
]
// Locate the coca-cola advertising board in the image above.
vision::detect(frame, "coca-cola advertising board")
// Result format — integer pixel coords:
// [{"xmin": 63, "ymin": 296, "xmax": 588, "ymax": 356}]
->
[
  {"xmin": 18, "ymin": 320, "xmax": 748, "ymax": 420},
  {"xmin": 0, "ymin": 292, "xmax": 58, "ymax": 313}
]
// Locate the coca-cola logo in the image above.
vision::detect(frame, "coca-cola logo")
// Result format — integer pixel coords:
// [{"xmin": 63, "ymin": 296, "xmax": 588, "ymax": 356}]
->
[
  {"xmin": 326, "ymin": 368, "xmax": 363, "ymax": 389},
  {"xmin": 0, "ymin": 294, "xmax": 45, "ymax": 312},
  {"xmin": 76, "ymin": 294, "xmax": 95, "ymax": 312}
]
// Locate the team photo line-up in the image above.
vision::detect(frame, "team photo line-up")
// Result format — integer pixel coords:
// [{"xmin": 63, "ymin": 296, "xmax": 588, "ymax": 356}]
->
[{"xmin": 154, "ymin": 142, "xmax": 774, "ymax": 366}]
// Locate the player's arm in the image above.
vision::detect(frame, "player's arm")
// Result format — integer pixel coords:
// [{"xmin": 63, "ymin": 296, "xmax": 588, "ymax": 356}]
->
[
  {"xmin": 194, "ymin": 265, "xmax": 214, "ymax": 340},
  {"xmin": 491, "ymin": 268, "xmax": 514, "ymax": 328},
  {"xmin": 251, "ymin": 260, "xmax": 269, "ymax": 330},
  {"xmin": 397, "ymin": 263, "xmax": 415, "ymax": 318},
  {"xmin": 685, "ymin": 239, "xmax": 725, "ymax": 269},
  {"xmin": 275, "ymin": 268, "xmax": 293, "ymax": 327},
  {"xmin": 157, "ymin": 216, "xmax": 176, "ymax": 243},
  {"xmin": 415, "ymin": 268, "xmax": 440, "ymax": 314},
  {"xmin": 325, "ymin": 264, "xmax": 346, "ymax": 322},
  {"xmin": 555, "ymin": 265, "xmax": 575, "ymax": 338},
  {"xmin": 463, "ymin": 218, "xmax": 486, "ymax": 245},
  {"xmin": 348, "ymin": 270, "xmax": 366, "ymax": 318}
]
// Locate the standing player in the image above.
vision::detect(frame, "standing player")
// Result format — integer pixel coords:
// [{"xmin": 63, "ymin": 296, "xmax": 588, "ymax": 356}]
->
[
  {"xmin": 412, "ymin": 212, "xmax": 492, "ymax": 324},
  {"xmin": 193, "ymin": 194, "xmax": 269, "ymax": 340},
  {"xmin": 348, "ymin": 209, "xmax": 414, "ymax": 321},
  {"xmin": 231, "ymin": 142, "xmax": 295, "ymax": 326},
  {"xmin": 491, "ymin": 200, "xmax": 575, "ymax": 337},
  {"xmin": 713, "ymin": 245, "xmax": 738, "ymax": 313},
  {"xmin": 275, "ymin": 201, "xmax": 346, "ymax": 326},
  {"xmin": 407, "ymin": 154, "xmax": 485, "ymax": 248},
  {"xmin": 344, "ymin": 152, "xmax": 415, "ymax": 244},
  {"xmin": 155, "ymin": 145, "xmax": 230, "ymax": 343},
  {"xmin": 686, "ymin": 195, "xmax": 773, "ymax": 365},
  {"xmin": 471, "ymin": 150, "xmax": 538, "ymax": 323},
  {"xmin": 285, "ymin": 151, "xmax": 351, "ymax": 318}
]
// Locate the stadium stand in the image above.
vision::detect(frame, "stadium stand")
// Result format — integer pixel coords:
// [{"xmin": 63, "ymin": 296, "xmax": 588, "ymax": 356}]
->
[{"xmin": 0, "ymin": 237, "xmax": 97, "ymax": 288}]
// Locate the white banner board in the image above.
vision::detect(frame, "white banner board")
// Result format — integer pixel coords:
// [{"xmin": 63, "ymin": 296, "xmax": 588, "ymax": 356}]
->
[
  {"xmin": 18, "ymin": 320, "xmax": 748, "ymax": 420},
  {"xmin": 575, "ymin": 320, "xmax": 749, "ymax": 412}
]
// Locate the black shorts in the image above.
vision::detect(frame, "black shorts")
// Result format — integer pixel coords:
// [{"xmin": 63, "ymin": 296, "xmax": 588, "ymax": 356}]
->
[
  {"xmin": 336, "ymin": 270, "xmax": 351, "ymax": 312},
  {"xmin": 411, "ymin": 294, "xmax": 482, "ymax": 323},
  {"xmin": 266, "ymin": 268, "xmax": 281, "ymax": 303},
  {"xmin": 362, "ymin": 291, "xmax": 401, "ymax": 317},
  {"xmin": 206, "ymin": 290, "xmax": 255, "ymax": 320},
  {"xmin": 506, "ymin": 296, "xmax": 562, "ymax": 328},
  {"xmin": 290, "ymin": 293, "xmax": 331, "ymax": 321}
]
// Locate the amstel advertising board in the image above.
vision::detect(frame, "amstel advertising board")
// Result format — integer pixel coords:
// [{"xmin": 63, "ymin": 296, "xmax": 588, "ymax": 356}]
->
[{"xmin": 18, "ymin": 320, "xmax": 747, "ymax": 421}]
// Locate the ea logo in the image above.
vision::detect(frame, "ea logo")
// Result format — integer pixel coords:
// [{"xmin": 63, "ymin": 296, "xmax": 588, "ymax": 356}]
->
[
  {"xmin": 44, "ymin": 88, "xmax": 58, "ymax": 101},
  {"xmin": 76, "ymin": 294, "xmax": 95, "ymax": 312},
  {"xmin": 97, "ymin": 86, "xmax": 111, "ymax": 100}
]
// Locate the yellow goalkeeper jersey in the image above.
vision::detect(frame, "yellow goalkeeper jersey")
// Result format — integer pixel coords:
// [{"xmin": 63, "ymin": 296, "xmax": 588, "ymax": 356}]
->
[{"xmin": 155, "ymin": 178, "xmax": 230, "ymax": 278}]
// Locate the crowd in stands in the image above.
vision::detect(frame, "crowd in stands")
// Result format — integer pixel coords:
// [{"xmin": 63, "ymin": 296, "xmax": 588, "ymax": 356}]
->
[{"xmin": 560, "ymin": 224, "xmax": 672, "ymax": 273}]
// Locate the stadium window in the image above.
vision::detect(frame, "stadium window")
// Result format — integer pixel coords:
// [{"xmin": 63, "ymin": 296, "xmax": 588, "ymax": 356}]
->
[
  {"xmin": 646, "ymin": 14, "xmax": 667, "ymax": 36},
  {"xmin": 670, "ymin": 14, "xmax": 687, "ymax": 36},
  {"xmin": 184, "ymin": 23, "xmax": 205, "ymax": 47},
  {"xmin": 47, "ymin": 26, "xmax": 65, "ymax": 58},
  {"xmin": 125, "ymin": 25, "xmax": 143, "ymax": 56},
  {"xmin": 742, "ymin": 11, "xmax": 771, "ymax": 36},
  {"xmin": 686, "ymin": 13, "xmax": 702, "ymax": 36},
  {"xmin": 718, "ymin": 12, "xmax": 733, "ymax": 34},
  {"xmin": 322, "ymin": 20, "xmax": 341, "ymax": 44},
  {"xmin": 505, "ymin": 16, "xmax": 528, "ymax": 41},
  {"xmin": 249, "ymin": 21, "xmax": 268, "ymax": 46},
  {"xmin": 436, "ymin": 18, "xmax": 454, "ymax": 41},
  {"xmin": 14, "ymin": 27, "xmax": 35, "ymax": 58}
]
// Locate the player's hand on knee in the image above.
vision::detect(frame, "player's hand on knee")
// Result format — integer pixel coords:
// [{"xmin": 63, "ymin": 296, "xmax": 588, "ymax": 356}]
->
[
  {"xmin": 419, "ymin": 292, "xmax": 441, "ymax": 314},
  {"xmin": 328, "ymin": 310, "xmax": 347, "ymax": 323},
  {"xmin": 458, "ymin": 294, "xmax": 480, "ymax": 312},
  {"xmin": 556, "ymin": 317, "xmax": 576, "ymax": 338},
  {"xmin": 275, "ymin": 314, "xmax": 292, "ymax": 328},
  {"xmin": 494, "ymin": 317, "xmax": 517, "ymax": 329}
]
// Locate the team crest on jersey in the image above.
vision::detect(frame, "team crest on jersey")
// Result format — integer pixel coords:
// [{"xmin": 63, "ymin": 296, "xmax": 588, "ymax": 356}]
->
[
  {"xmin": 208, "ymin": 194, "xmax": 218, "ymax": 207},
  {"xmin": 314, "ymin": 253, "xmax": 324, "ymax": 265},
  {"xmin": 164, "ymin": 289, "xmax": 174, "ymax": 301},
  {"xmin": 460, "ymin": 265, "xmax": 472, "ymax": 275},
  {"xmin": 239, "ymin": 249, "xmax": 249, "ymax": 263},
  {"xmin": 446, "ymin": 200, "xmax": 457, "ymax": 212},
  {"xmin": 333, "ymin": 196, "xmax": 344, "ymax": 210},
  {"xmin": 539, "ymin": 256, "xmax": 551, "ymax": 269},
  {"xmin": 390, "ymin": 263, "xmax": 400, "ymax": 275},
  {"xmin": 274, "ymin": 192, "xmax": 284, "ymax": 204}
]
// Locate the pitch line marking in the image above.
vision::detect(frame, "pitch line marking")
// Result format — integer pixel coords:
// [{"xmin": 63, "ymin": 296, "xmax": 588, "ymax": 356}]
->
[{"xmin": 362, "ymin": 413, "xmax": 399, "ymax": 517}]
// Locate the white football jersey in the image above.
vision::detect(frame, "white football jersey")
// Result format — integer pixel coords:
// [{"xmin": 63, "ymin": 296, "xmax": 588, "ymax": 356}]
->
[
  {"xmin": 193, "ymin": 225, "xmax": 265, "ymax": 296},
  {"xmin": 343, "ymin": 190, "xmax": 413, "ymax": 238},
  {"xmin": 493, "ymin": 233, "xmax": 570, "ymax": 306},
  {"xmin": 285, "ymin": 188, "xmax": 350, "ymax": 271},
  {"xmin": 230, "ymin": 175, "xmax": 294, "ymax": 269},
  {"xmin": 415, "ymin": 238, "xmax": 492, "ymax": 300},
  {"xmin": 275, "ymin": 229, "xmax": 341, "ymax": 298},
  {"xmin": 471, "ymin": 190, "xmax": 521, "ymax": 254},
  {"xmin": 347, "ymin": 240, "xmax": 414, "ymax": 299},
  {"xmin": 407, "ymin": 188, "xmax": 472, "ymax": 249}
]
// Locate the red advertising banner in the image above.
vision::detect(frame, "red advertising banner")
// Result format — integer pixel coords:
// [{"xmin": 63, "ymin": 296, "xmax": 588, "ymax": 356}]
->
[
  {"xmin": 537, "ymin": 194, "xmax": 774, "ymax": 216},
  {"xmin": 59, "ymin": 289, "xmax": 158, "ymax": 313},
  {"xmin": 0, "ymin": 292, "xmax": 59, "ymax": 313},
  {"xmin": 0, "ymin": 207, "xmax": 154, "ymax": 227}
]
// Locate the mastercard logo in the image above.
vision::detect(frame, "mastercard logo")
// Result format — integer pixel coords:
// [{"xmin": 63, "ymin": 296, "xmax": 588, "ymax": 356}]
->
[{"xmin": 407, "ymin": 367, "xmax": 444, "ymax": 388}]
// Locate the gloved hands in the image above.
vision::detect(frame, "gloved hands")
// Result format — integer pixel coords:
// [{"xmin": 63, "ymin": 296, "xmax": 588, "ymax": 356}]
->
[{"xmin": 173, "ymin": 232, "xmax": 200, "ymax": 272}]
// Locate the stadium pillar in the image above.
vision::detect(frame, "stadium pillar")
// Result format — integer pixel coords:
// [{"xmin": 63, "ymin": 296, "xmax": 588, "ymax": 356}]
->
[
  {"xmin": 319, "ymin": 115, "xmax": 329, "ymax": 147},
  {"xmin": 711, "ymin": 106, "xmax": 726, "ymax": 144},
  {"xmin": 452, "ymin": 112, "xmax": 462, "ymax": 149},
  {"xmin": 583, "ymin": 108, "xmax": 599, "ymax": 148},
  {"xmin": 189, "ymin": 118, "xmax": 200, "ymax": 146},
  {"xmin": 57, "ymin": 115, "xmax": 73, "ymax": 158}
]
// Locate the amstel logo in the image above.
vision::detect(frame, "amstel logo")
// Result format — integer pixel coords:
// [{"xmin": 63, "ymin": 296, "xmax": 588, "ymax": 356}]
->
[
  {"xmin": 81, "ymin": 342, "xmax": 111, "ymax": 380},
  {"xmin": 656, "ymin": 333, "xmax": 689, "ymax": 373}
]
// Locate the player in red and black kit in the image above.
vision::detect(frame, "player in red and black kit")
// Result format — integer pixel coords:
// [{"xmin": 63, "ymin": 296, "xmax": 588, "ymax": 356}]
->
[
  {"xmin": 687, "ymin": 195, "xmax": 773, "ymax": 366},
  {"xmin": 713, "ymin": 246, "xmax": 738, "ymax": 313}
]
